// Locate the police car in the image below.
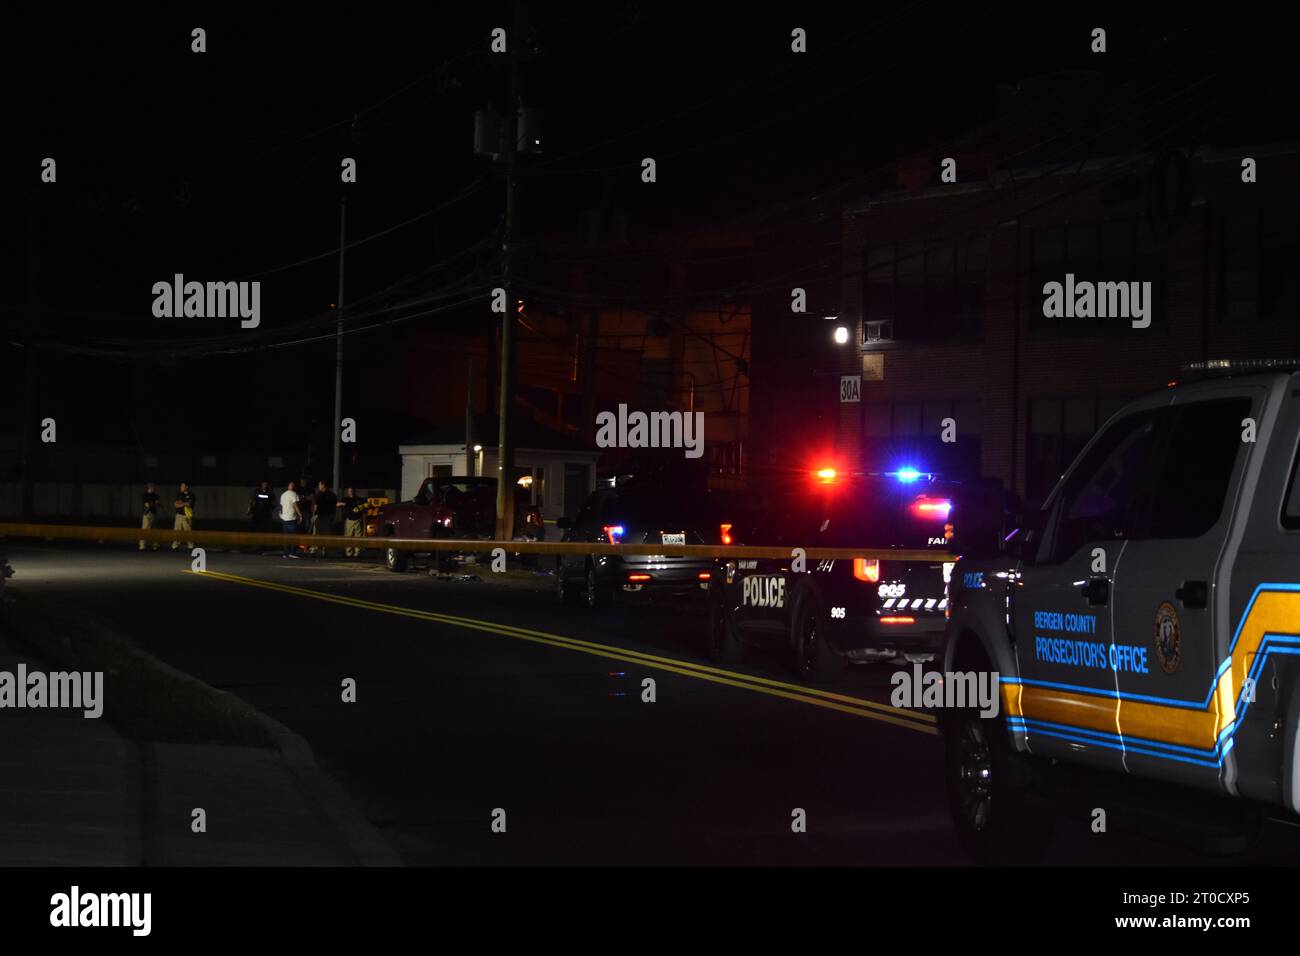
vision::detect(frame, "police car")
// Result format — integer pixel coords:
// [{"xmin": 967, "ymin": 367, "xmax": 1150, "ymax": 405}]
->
[
  {"xmin": 942, "ymin": 360, "xmax": 1300, "ymax": 863},
  {"xmin": 556, "ymin": 477, "xmax": 736, "ymax": 609},
  {"xmin": 706, "ymin": 467, "xmax": 974, "ymax": 680}
]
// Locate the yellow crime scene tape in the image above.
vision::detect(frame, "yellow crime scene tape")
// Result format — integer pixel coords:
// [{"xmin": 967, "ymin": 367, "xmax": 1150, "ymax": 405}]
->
[{"xmin": 0, "ymin": 522, "xmax": 957, "ymax": 562}]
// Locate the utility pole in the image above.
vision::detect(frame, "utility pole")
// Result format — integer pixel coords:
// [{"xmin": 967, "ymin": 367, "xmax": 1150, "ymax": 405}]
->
[
  {"xmin": 20, "ymin": 250, "xmax": 39, "ymax": 520},
  {"xmin": 465, "ymin": 357, "xmax": 475, "ymax": 476},
  {"xmin": 332, "ymin": 195, "xmax": 346, "ymax": 491},
  {"xmin": 494, "ymin": 0, "xmax": 524, "ymax": 540}
]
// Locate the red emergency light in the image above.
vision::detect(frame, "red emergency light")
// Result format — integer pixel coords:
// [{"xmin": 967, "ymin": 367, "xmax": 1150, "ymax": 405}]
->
[{"xmin": 910, "ymin": 496, "xmax": 952, "ymax": 520}]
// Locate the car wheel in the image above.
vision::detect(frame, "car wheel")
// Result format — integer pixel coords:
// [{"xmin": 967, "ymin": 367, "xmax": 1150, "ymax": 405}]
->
[
  {"xmin": 706, "ymin": 586, "xmax": 742, "ymax": 664},
  {"xmin": 943, "ymin": 704, "xmax": 1054, "ymax": 864},
  {"xmin": 790, "ymin": 594, "xmax": 837, "ymax": 682},
  {"xmin": 584, "ymin": 562, "xmax": 604, "ymax": 610},
  {"xmin": 556, "ymin": 559, "xmax": 577, "ymax": 605},
  {"xmin": 385, "ymin": 544, "xmax": 408, "ymax": 572}
]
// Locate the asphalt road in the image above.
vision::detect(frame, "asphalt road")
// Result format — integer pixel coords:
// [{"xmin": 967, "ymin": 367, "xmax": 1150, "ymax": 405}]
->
[{"xmin": 7, "ymin": 541, "xmax": 1300, "ymax": 866}]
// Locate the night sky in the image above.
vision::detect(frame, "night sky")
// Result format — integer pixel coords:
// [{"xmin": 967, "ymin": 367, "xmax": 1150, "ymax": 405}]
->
[{"xmin": 3, "ymin": 6, "xmax": 1294, "ymax": 461}]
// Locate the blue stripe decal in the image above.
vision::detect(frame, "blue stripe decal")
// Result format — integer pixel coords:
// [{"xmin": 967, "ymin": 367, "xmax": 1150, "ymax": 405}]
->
[{"xmin": 1006, "ymin": 584, "xmax": 1300, "ymax": 767}]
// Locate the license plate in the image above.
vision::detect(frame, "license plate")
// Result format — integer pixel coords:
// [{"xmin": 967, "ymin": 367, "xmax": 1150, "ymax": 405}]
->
[{"xmin": 661, "ymin": 533, "xmax": 686, "ymax": 545}]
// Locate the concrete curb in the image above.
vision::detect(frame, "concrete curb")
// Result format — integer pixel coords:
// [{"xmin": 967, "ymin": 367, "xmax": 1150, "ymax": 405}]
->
[
  {"xmin": 12, "ymin": 594, "xmax": 402, "ymax": 867},
  {"xmin": 250, "ymin": 710, "xmax": 403, "ymax": 867}
]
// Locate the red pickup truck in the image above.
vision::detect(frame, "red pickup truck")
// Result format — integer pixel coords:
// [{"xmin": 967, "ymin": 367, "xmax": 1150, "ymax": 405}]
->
[{"xmin": 374, "ymin": 476, "xmax": 544, "ymax": 571}]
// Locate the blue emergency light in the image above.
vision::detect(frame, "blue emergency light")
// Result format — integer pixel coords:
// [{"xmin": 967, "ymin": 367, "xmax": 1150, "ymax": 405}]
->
[{"xmin": 888, "ymin": 467, "xmax": 933, "ymax": 483}]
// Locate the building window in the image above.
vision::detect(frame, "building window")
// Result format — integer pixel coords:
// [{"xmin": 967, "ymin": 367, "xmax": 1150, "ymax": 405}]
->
[
  {"xmin": 1219, "ymin": 207, "xmax": 1299, "ymax": 324},
  {"xmin": 709, "ymin": 441, "xmax": 744, "ymax": 477},
  {"xmin": 1029, "ymin": 219, "xmax": 1164, "ymax": 331},
  {"xmin": 860, "ymin": 399, "xmax": 981, "ymax": 478},
  {"xmin": 640, "ymin": 356, "xmax": 673, "ymax": 406},
  {"xmin": 1025, "ymin": 395, "xmax": 1131, "ymax": 503},
  {"xmin": 863, "ymin": 235, "xmax": 986, "ymax": 341}
]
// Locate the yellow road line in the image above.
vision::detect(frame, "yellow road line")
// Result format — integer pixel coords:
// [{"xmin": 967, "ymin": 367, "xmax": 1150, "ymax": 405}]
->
[{"xmin": 189, "ymin": 569, "xmax": 938, "ymax": 736}]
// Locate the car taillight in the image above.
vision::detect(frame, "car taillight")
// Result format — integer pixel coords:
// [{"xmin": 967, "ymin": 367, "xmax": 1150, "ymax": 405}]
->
[
  {"xmin": 603, "ymin": 525, "xmax": 624, "ymax": 544},
  {"xmin": 943, "ymin": 522, "xmax": 954, "ymax": 541},
  {"xmin": 720, "ymin": 523, "xmax": 733, "ymax": 545},
  {"xmin": 910, "ymin": 496, "xmax": 952, "ymax": 520},
  {"xmin": 853, "ymin": 558, "xmax": 880, "ymax": 583}
]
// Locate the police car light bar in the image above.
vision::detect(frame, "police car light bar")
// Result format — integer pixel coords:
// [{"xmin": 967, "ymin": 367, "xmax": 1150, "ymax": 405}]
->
[{"xmin": 1179, "ymin": 358, "xmax": 1300, "ymax": 377}]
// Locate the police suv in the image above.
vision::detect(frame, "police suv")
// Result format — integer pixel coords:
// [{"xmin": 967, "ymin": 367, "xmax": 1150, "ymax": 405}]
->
[
  {"xmin": 706, "ymin": 468, "xmax": 981, "ymax": 680},
  {"xmin": 943, "ymin": 361, "xmax": 1300, "ymax": 862}
]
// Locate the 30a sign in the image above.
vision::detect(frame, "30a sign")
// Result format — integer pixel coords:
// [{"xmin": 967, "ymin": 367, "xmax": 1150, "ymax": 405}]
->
[{"xmin": 839, "ymin": 375, "xmax": 861, "ymax": 403}]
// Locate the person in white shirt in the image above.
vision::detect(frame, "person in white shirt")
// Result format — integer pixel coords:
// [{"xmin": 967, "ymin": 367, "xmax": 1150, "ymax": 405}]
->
[{"xmin": 279, "ymin": 480, "xmax": 302, "ymax": 558}]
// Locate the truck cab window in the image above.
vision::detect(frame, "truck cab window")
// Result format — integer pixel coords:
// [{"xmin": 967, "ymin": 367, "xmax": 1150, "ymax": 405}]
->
[
  {"xmin": 1144, "ymin": 397, "xmax": 1252, "ymax": 538},
  {"xmin": 1284, "ymin": 428, "xmax": 1300, "ymax": 530},
  {"xmin": 1047, "ymin": 409, "xmax": 1164, "ymax": 562}
]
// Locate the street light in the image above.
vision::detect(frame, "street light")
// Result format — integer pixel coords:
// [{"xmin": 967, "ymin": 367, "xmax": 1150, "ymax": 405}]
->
[{"xmin": 833, "ymin": 325, "xmax": 850, "ymax": 345}]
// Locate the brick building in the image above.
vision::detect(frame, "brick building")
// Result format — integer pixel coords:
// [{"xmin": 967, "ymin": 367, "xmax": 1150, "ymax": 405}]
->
[{"xmin": 836, "ymin": 143, "xmax": 1300, "ymax": 502}]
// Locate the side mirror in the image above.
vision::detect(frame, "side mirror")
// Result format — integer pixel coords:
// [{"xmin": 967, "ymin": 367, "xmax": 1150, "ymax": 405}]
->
[
  {"xmin": 1003, "ymin": 505, "xmax": 1049, "ymax": 561},
  {"xmin": 1014, "ymin": 506, "xmax": 1049, "ymax": 533},
  {"xmin": 556, "ymin": 516, "xmax": 573, "ymax": 529}
]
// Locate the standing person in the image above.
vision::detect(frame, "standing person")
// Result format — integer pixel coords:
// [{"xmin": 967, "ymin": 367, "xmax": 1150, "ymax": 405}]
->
[
  {"xmin": 310, "ymin": 480, "xmax": 338, "ymax": 558},
  {"xmin": 139, "ymin": 482, "xmax": 160, "ymax": 551},
  {"xmin": 296, "ymin": 476, "xmax": 314, "ymax": 554},
  {"xmin": 341, "ymin": 486, "xmax": 367, "ymax": 557},
  {"xmin": 248, "ymin": 480, "xmax": 274, "ymax": 534},
  {"xmin": 172, "ymin": 482, "xmax": 195, "ymax": 551},
  {"xmin": 279, "ymin": 480, "xmax": 302, "ymax": 558}
]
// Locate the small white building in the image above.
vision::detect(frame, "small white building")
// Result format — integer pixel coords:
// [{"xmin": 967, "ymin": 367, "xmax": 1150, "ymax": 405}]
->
[{"xmin": 397, "ymin": 441, "xmax": 601, "ymax": 521}]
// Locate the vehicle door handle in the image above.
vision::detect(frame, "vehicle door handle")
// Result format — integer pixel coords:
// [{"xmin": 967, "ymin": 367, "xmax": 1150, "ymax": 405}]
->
[
  {"xmin": 1080, "ymin": 577, "xmax": 1109, "ymax": 606},
  {"xmin": 1176, "ymin": 580, "xmax": 1208, "ymax": 609}
]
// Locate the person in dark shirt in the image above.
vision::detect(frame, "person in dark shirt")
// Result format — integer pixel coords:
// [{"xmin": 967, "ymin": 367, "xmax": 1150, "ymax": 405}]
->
[
  {"xmin": 139, "ymin": 482, "xmax": 160, "ymax": 551},
  {"xmin": 310, "ymin": 480, "xmax": 338, "ymax": 557},
  {"xmin": 340, "ymin": 487, "xmax": 368, "ymax": 557},
  {"xmin": 248, "ymin": 480, "xmax": 274, "ymax": 535},
  {"xmin": 296, "ymin": 477, "xmax": 314, "ymax": 551},
  {"xmin": 172, "ymin": 482, "xmax": 195, "ymax": 551}
]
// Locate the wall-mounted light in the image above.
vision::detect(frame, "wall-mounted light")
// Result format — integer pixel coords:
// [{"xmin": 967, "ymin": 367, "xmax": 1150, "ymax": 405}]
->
[{"xmin": 833, "ymin": 325, "xmax": 850, "ymax": 345}]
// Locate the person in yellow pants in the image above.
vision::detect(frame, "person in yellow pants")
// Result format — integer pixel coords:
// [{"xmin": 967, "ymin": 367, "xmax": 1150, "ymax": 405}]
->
[
  {"xmin": 341, "ymin": 486, "xmax": 367, "ymax": 557},
  {"xmin": 172, "ymin": 482, "xmax": 195, "ymax": 551},
  {"xmin": 139, "ymin": 482, "xmax": 160, "ymax": 551}
]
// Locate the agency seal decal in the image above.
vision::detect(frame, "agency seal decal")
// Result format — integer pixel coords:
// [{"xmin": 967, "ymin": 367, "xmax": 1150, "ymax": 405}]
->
[{"xmin": 1154, "ymin": 601, "xmax": 1181, "ymax": 674}]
